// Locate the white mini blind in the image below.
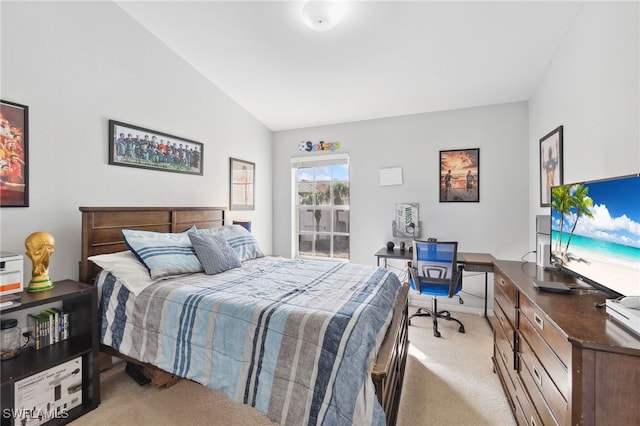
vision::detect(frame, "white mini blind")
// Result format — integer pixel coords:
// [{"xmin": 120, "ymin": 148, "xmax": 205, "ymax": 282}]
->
[{"xmin": 290, "ymin": 153, "xmax": 349, "ymax": 169}]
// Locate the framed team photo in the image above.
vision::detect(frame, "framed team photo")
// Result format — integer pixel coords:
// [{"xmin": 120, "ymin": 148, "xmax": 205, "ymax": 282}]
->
[{"xmin": 108, "ymin": 119, "xmax": 203, "ymax": 175}]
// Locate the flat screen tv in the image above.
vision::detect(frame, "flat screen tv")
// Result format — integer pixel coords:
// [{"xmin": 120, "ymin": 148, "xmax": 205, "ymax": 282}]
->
[{"xmin": 550, "ymin": 174, "xmax": 640, "ymax": 298}]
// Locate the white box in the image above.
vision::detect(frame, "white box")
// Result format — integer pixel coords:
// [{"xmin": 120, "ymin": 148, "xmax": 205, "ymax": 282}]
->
[
  {"xmin": 0, "ymin": 252, "xmax": 23, "ymax": 296},
  {"xmin": 13, "ymin": 357, "xmax": 83, "ymax": 425},
  {"xmin": 606, "ymin": 297, "xmax": 640, "ymax": 337}
]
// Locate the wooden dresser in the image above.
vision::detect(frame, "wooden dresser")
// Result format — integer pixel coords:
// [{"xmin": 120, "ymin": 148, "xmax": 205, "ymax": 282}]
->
[{"xmin": 492, "ymin": 260, "xmax": 640, "ymax": 425}]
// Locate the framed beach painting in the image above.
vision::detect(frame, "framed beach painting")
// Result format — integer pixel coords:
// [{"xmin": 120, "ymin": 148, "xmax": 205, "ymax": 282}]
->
[
  {"xmin": 0, "ymin": 100, "xmax": 29, "ymax": 207},
  {"xmin": 439, "ymin": 148, "xmax": 479, "ymax": 202},
  {"xmin": 540, "ymin": 126, "xmax": 563, "ymax": 207}
]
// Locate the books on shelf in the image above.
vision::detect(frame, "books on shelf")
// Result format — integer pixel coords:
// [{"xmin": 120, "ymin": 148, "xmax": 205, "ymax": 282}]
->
[{"xmin": 27, "ymin": 308, "xmax": 70, "ymax": 350}]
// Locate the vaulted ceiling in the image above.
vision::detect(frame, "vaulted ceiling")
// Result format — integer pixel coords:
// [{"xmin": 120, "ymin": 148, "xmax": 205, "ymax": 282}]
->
[{"xmin": 116, "ymin": 1, "xmax": 583, "ymax": 131}]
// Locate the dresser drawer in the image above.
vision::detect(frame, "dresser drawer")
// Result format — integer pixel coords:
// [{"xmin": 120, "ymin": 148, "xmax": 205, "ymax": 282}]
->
[
  {"xmin": 494, "ymin": 270, "xmax": 518, "ymax": 327},
  {"xmin": 495, "ymin": 309, "xmax": 517, "ymax": 371},
  {"xmin": 519, "ymin": 338, "xmax": 567, "ymax": 426},
  {"xmin": 519, "ymin": 293, "xmax": 570, "ymax": 368},
  {"xmin": 519, "ymin": 355, "xmax": 559, "ymax": 426},
  {"xmin": 494, "ymin": 298, "xmax": 516, "ymax": 350},
  {"xmin": 494, "ymin": 342, "xmax": 517, "ymax": 401},
  {"xmin": 519, "ymin": 313, "xmax": 569, "ymax": 402},
  {"xmin": 514, "ymin": 376, "xmax": 544, "ymax": 426}
]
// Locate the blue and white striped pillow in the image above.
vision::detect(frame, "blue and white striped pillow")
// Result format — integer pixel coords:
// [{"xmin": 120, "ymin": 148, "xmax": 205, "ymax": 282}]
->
[
  {"xmin": 196, "ymin": 225, "xmax": 264, "ymax": 261},
  {"xmin": 122, "ymin": 227, "xmax": 203, "ymax": 279}
]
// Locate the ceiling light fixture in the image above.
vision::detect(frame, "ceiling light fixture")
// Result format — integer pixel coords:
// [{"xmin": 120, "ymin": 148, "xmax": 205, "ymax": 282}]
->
[{"xmin": 301, "ymin": 1, "xmax": 347, "ymax": 32}]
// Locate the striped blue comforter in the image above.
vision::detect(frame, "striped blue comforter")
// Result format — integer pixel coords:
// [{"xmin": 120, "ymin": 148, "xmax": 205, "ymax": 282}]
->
[{"xmin": 97, "ymin": 256, "xmax": 401, "ymax": 425}]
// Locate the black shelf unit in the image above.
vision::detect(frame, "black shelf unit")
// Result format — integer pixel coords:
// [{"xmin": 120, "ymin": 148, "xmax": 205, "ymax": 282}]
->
[{"xmin": 1, "ymin": 280, "xmax": 100, "ymax": 425}]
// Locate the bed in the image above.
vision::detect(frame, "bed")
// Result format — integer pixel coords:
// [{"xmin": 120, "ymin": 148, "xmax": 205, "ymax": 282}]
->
[{"xmin": 79, "ymin": 206, "xmax": 409, "ymax": 425}]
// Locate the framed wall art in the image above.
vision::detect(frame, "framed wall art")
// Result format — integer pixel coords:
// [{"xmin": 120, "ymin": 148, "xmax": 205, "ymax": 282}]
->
[
  {"xmin": 0, "ymin": 100, "xmax": 29, "ymax": 207},
  {"xmin": 108, "ymin": 120, "xmax": 203, "ymax": 175},
  {"xmin": 392, "ymin": 202, "xmax": 422, "ymax": 238},
  {"xmin": 439, "ymin": 148, "xmax": 479, "ymax": 202},
  {"xmin": 229, "ymin": 157, "xmax": 255, "ymax": 210},
  {"xmin": 539, "ymin": 125, "xmax": 563, "ymax": 207}
]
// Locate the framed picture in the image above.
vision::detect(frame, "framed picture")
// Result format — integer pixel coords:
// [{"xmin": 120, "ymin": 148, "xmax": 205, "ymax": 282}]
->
[
  {"xmin": 0, "ymin": 100, "xmax": 29, "ymax": 207},
  {"xmin": 439, "ymin": 148, "xmax": 479, "ymax": 202},
  {"xmin": 392, "ymin": 202, "xmax": 422, "ymax": 238},
  {"xmin": 539, "ymin": 126, "xmax": 563, "ymax": 207},
  {"xmin": 108, "ymin": 120, "xmax": 203, "ymax": 175},
  {"xmin": 229, "ymin": 157, "xmax": 255, "ymax": 210}
]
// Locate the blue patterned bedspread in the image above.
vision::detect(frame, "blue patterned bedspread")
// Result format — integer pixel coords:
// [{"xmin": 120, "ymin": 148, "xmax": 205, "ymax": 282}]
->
[{"xmin": 97, "ymin": 256, "xmax": 401, "ymax": 425}]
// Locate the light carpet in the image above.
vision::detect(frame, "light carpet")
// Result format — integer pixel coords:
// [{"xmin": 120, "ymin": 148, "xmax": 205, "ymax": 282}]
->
[{"xmin": 71, "ymin": 310, "xmax": 515, "ymax": 426}]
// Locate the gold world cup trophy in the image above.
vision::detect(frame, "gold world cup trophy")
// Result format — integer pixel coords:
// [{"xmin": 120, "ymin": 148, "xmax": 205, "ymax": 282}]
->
[{"xmin": 25, "ymin": 231, "xmax": 55, "ymax": 292}]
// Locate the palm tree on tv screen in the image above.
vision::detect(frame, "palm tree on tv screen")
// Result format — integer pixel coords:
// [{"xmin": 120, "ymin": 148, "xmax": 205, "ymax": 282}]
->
[
  {"xmin": 552, "ymin": 185, "xmax": 572, "ymax": 258},
  {"xmin": 552, "ymin": 184, "xmax": 594, "ymax": 262},
  {"xmin": 563, "ymin": 184, "xmax": 594, "ymax": 257}
]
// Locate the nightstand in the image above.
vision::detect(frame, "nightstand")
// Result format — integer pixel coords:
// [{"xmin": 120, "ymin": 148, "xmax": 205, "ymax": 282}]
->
[{"xmin": 0, "ymin": 280, "xmax": 100, "ymax": 425}]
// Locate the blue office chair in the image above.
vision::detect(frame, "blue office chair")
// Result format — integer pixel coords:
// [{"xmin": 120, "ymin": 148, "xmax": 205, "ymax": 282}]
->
[{"xmin": 408, "ymin": 240, "xmax": 465, "ymax": 337}]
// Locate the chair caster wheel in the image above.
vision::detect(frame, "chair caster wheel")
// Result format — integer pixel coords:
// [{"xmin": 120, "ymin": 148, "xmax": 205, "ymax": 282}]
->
[
  {"xmin": 459, "ymin": 326, "xmax": 465, "ymax": 333},
  {"xmin": 459, "ymin": 298, "xmax": 464, "ymax": 304},
  {"xmin": 408, "ymin": 319, "xmax": 412, "ymax": 326},
  {"xmin": 434, "ymin": 331, "xmax": 441, "ymax": 337}
]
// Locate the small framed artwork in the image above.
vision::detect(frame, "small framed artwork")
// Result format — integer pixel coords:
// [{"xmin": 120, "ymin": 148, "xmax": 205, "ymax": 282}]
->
[
  {"xmin": 439, "ymin": 148, "xmax": 480, "ymax": 202},
  {"xmin": 0, "ymin": 100, "xmax": 29, "ymax": 207},
  {"xmin": 539, "ymin": 126, "xmax": 563, "ymax": 207},
  {"xmin": 392, "ymin": 202, "xmax": 422, "ymax": 238},
  {"xmin": 108, "ymin": 120, "xmax": 203, "ymax": 175},
  {"xmin": 229, "ymin": 157, "xmax": 255, "ymax": 210}
]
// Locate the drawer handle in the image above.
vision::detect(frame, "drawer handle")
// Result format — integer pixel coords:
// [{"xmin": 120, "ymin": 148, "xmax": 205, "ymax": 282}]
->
[
  {"xmin": 532, "ymin": 365, "xmax": 542, "ymax": 387},
  {"xmin": 501, "ymin": 350, "xmax": 508, "ymax": 364},
  {"xmin": 530, "ymin": 415, "xmax": 537, "ymax": 426},
  {"xmin": 499, "ymin": 313, "xmax": 505, "ymax": 326},
  {"xmin": 500, "ymin": 278, "xmax": 505, "ymax": 286},
  {"xmin": 534, "ymin": 312, "xmax": 544, "ymax": 330}
]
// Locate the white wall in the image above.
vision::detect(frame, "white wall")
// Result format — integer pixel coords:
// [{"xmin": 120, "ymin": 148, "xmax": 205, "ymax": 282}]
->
[
  {"xmin": 272, "ymin": 1, "xmax": 639, "ymax": 315},
  {"xmin": 273, "ymin": 103, "xmax": 530, "ymax": 262},
  {"xmin": 0, "ymin": 1, "xmax": 273, "ymax": 284},
  {"xmin": 528, "ymin": 1, "xmax": 639, "ymax": 240},
  {"xmin": 273, "ymin": 102, "xmax": 530, "ymax": 313}
]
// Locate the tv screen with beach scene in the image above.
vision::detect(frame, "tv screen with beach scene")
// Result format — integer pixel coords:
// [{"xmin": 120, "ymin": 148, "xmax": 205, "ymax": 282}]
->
[{"xmin": 550, "ymin": 174, "xmax": 640, "ymax": 298}]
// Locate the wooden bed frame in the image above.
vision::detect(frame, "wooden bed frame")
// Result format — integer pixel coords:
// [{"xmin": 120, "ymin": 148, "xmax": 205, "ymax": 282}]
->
[{"xmin": 79, "ymin": 206, "xmax": 408, "ymax": 425}]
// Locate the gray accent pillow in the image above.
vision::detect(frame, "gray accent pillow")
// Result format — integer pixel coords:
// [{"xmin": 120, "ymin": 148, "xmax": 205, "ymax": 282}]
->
[{"xmin": 188, "ymin": 232, "xmax": 242, "ymax": 275}]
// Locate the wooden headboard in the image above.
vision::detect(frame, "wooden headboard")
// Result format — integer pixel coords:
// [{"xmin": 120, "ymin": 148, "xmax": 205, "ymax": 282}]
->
[{"xmin": 79, "ymin": 206, "xmax": 225, "ymax": 284}]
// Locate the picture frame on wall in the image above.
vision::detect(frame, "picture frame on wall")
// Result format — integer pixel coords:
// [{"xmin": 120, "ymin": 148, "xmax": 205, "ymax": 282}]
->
[
  {"xmin": 392, "ymin": 202, "xmax": 422, "ymax": 238},
  {"xmin": 539, "ymin": 125, "xmax": 563, "ymax": 207},
  {"xmin": 229, "ymin": 157, "xmax": 255, "ymax": 210},
  {"xmin": 439, "ymin": 148, "xmax": 480, "ymax": 202},
  {"xmin": 108, "ymin": 119, "xmax": 203, "ymax": 175},
  {"xmin": 0, "ymin": 100, "xmax": 29, "ymax": 207}
]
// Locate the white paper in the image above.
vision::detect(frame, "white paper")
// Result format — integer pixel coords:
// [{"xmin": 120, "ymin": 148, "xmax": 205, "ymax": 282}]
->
[{"xmin": 379, "ymin": 167, "xmax": 403, "ymax": 186}]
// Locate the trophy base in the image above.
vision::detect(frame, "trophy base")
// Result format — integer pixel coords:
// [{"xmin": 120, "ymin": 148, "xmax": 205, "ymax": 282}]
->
[{"xmin": 27, "ymin": 277, "xmax": 54, "ymax": 292}]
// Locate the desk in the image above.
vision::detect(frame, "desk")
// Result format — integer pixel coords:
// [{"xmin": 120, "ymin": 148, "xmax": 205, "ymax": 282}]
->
[
  {"xmin": 457, "ymin": 252, "xmax": 495, "ymax": 328},
  {"xmin": 374, "ymin": 247, "xmax": 412, "ymax": 268},
  {"xmin": 374, "ymin": 248, "xmax": 495, "ymax": 326}
]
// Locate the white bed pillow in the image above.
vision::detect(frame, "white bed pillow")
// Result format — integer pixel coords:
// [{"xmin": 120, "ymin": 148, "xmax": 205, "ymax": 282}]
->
[{"xmin": 88, "ymin": 251, "xmax": 159, "ymax": 295}]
